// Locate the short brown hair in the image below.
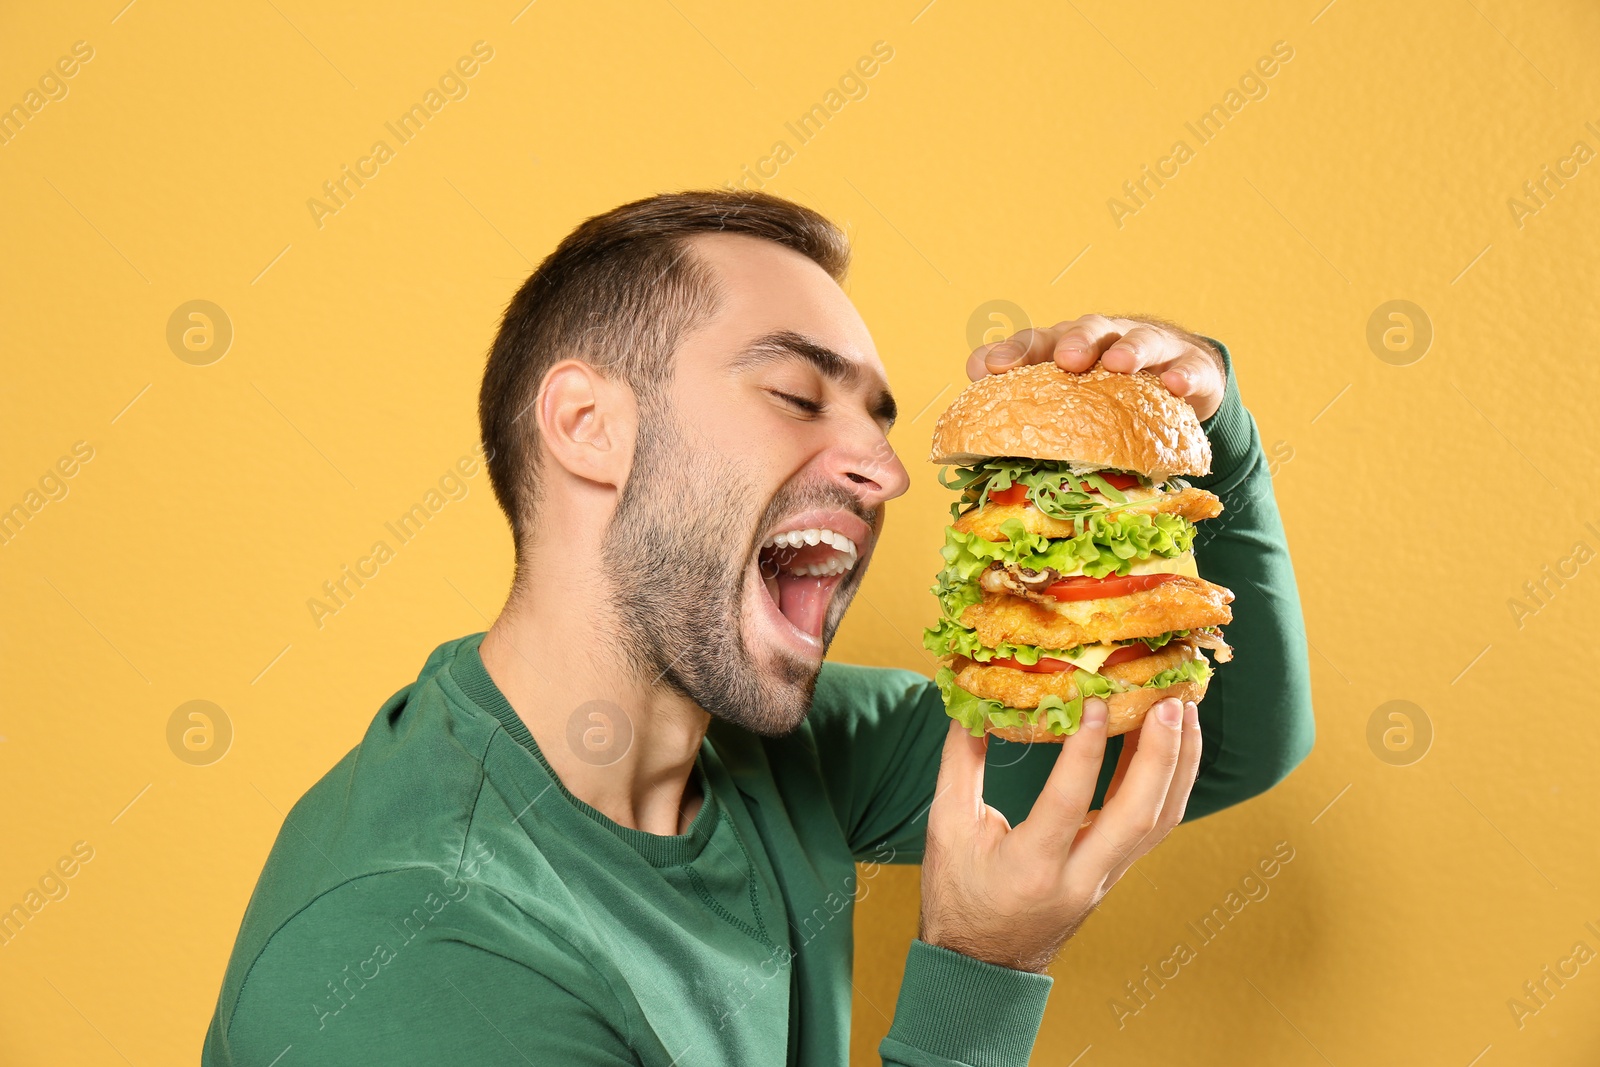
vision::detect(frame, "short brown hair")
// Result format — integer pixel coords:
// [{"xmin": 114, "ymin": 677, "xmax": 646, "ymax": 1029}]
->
[{"xmin": 479, "ymin": 190, "xmax": 851, "ymax": 556}]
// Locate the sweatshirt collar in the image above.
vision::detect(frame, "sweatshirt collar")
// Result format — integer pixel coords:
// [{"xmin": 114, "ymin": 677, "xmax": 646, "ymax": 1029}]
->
[{"xmin": 446, "ymin": 632, "xmax": 720, "ymax": 867}]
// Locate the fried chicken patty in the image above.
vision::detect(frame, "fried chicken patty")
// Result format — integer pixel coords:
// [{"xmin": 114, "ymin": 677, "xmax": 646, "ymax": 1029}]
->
[
  {"xmin": 950, "ymin": 639, "xmax": 1201, "ymax": 708},
  {"xmin": 953, "ymin": 486, "xmax": 1223, "ymax": 542},
  {"xmin": 959, "ymin": 575, "xmax": 1234, "ymax": 648}
]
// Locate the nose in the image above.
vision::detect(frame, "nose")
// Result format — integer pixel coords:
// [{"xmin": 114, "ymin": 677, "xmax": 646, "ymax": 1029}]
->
[{"xmin": 831, "ymin": 428, "xmax": 911, "ymax": 509}]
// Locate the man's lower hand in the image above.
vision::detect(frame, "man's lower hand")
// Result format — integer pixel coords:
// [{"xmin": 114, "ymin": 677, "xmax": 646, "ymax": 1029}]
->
[{"xmin": 918, "ymin": 696, "xmax": 1202, "ymax": 974}]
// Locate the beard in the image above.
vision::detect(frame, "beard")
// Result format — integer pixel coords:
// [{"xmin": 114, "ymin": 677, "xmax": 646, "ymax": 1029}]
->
[{"xmin": 600, "ymin": 404, "xmax": 872, "ymax": 736}]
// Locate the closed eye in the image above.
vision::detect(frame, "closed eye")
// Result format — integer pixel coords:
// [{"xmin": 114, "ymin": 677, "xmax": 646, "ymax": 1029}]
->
[{"xmin": 769, "ymin": 390, "xmax": 824, "ymax": 416}]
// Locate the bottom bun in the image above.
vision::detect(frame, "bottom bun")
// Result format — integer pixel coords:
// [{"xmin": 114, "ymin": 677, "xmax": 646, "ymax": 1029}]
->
[{"xmin": 987, "ymin": 676, "xmax": 1209, "ymax": 743}]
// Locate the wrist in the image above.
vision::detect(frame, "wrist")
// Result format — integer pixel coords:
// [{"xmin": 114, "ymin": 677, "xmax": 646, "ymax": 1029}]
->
[
  {"xmin": 921, "ymin": 929, "xmax": 1054, "ymax": 975},
  {"xmin": 1191, "ymin": 337, "xmax": 1257, "ymax": 491}
]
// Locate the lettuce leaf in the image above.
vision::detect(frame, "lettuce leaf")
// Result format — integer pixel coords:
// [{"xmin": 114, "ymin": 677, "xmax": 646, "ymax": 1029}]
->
[
  {"xmin": 935, "ymin": 666, "xmax": 1114, "ymax": 738},
  {"xmin": 948, "ymin": 511, "xmax": 1194, "ymax": 579},
  {"xmin": 933, "ymin": 656, "xmax": 1212, "ymax": 739},
  {"xmin": 1144, "ymin": 656, "xmax": 1211, "ymax": 691}
]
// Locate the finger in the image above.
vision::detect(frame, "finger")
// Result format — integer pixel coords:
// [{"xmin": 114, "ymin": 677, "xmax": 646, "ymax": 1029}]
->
[
  {"xmin": 1099, "ymin": 730, "xmax": 1138, "ymax": 808},
  {"xmin": 928, "ymin": 719, "xmax": 989, "ymax": 832},
  {"xmin": 1068, "ymin": 698, "xmax": 1184, "ymax": 876},
  {"xmin": 1100, "ymin": 325, "xmax": 1184, "ymax": 375},
  {"xmin": 1154, "ymin": 350, "xmax": 1226, "ymax": 419},
  {"xmin": 967, "ymin": 326, "xmax": 1065, "ymax": 380},
  {"xmin": 1049, "ymin": 315, "xmax": 1125, "ymax": 372},
  {"xmin": 1013, "ymin": 697, "xmax": 1110, "ymax": 851},
  {"xmin": 1105, "ymin": 701, "xmax": 1203, "ymax": 883},
  {"xmin": 1069, "ymin": 731, "xmax": 1133, "ymax": 851}
]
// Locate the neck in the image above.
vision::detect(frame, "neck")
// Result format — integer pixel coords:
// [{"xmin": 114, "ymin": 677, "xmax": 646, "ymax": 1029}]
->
[{"xmin": 479, "ymin": 557, "xmax": 710, "ymax": 837}]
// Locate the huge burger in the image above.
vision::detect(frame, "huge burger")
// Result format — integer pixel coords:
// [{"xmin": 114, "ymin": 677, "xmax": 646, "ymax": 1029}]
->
[{"xmin": 922, "ymin": 362, "xmax": 1235, "ymax": 741}]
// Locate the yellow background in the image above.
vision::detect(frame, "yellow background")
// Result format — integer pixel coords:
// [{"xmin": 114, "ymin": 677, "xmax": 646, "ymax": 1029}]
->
[{"xmin": 3, "ymin": 1, "xmax": 1598, "ymax": 1063}]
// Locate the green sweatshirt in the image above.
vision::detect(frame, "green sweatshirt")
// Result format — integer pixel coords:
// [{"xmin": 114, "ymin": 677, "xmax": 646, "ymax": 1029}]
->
[{"xmin": 202, "ymin": 343, "xmax": 1313, "ymax": 1066}]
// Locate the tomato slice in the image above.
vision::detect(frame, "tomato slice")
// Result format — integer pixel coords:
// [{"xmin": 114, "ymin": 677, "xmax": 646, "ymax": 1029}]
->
[
  {"xmin": 987, "ymin": 655, "xmax": 1076, "ymax": 673},
  {"xmin": 1092, "ymin": 471, "xmax": 1142, "ymax": 491},
  {"xmin": 987, "ymin": 483, "xmax": 1027, "ymax": 506},
  {"xmin": 1101, "ymin": 644, "xmax": 1154, "ymax": 668},
  {"xmin": 1044, "ymin": 572, "xmax": 1180, "ymax": 602}
]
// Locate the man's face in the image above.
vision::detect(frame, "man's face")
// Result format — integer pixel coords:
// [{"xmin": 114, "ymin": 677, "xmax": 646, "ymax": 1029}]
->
[{"xmin": 603, "ymin": 233, "xmax": 910, "ymax": 736}]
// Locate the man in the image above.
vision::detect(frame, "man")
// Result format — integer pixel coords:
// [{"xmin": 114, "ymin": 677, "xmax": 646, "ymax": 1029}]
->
[{"xmin": 203, "ymin": 191, "xmax": 1313, "ymax": 1065}]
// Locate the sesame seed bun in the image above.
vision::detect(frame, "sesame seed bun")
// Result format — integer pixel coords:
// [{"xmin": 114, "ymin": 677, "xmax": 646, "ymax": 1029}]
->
[{"xmin": 929, "ymin": 363, "xmax": 1212, "ymax": 479}]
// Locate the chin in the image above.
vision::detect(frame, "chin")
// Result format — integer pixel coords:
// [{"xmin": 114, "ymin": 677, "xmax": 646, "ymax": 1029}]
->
[{"xmin": 720, "ymin": 554, "xmax": 867, "ymax": 738}]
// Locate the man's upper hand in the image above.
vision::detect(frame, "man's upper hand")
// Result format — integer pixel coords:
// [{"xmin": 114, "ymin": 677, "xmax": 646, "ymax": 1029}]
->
[{"xmin": 965, "ymin": 314, "xmax": 1227, "ymax": 421}]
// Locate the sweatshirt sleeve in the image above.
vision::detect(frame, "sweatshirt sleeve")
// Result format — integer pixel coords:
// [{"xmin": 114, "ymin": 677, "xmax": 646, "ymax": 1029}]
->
[
  {"xmin": 879, "ymin": 940, "xmax": 1053, "ymax": 1067},
  {"xmin": 203, "ymin": 870, "xmax": 640, "ymax": 1067},
  {"xmin": 808, "ymin": 663, "xmax": 950, "ymax": 863},
  {"xmin": 983, "ymin": 339, "xmax": 1315, "ymax": 824},
  {"xmin": 1173, "ymin": 337, "xmax": 1316, "ymax": 818}
]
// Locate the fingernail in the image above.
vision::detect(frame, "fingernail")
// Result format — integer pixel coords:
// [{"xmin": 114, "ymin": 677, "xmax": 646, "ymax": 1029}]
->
[
  {"xmin": 1184, "ymin": 701, "xmax": 1198, "ymax": 727},
  {"xmin": 1156, "ymin": 698, "xmax": 1182, "ymax": 728},
  {"xmin": 1083, "ymin": 697, "xmax": 1108, "ymax": 727},
  {"xmin": 989, "ymin": 345, "xmax": 1020, "ymax": 366}
]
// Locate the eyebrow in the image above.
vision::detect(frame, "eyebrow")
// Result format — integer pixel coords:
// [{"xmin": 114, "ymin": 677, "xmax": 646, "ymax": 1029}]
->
[{"xmin": 731, "ymin": 330, "xmax": 898, "ymax": 425}]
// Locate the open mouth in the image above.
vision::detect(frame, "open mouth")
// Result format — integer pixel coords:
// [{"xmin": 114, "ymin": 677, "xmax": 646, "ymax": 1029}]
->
[{"xmin": 753, "ymin": 512, "xmax": 868, "ymax": 654}]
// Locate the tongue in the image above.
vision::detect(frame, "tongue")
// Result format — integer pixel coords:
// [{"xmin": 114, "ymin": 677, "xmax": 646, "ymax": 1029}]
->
[{"xmin": 776, "ymin": 573, "xmax": 831, "ymax": 638}]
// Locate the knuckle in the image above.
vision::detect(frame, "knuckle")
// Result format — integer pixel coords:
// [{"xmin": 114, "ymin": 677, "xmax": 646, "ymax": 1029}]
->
[
  {"xmin": 1130, "ymin": 808, "xmax": 1162, "ymax": 839},
  {"xmin": 1063, "ymin": 870, "xmax": 1106, "ymax": 907},
  {"xmin": 1156, "ymin": 810, "xmax": 1184, "ymax": 838}
]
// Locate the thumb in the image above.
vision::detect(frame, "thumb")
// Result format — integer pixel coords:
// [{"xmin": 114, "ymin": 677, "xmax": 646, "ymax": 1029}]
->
[{"xmin": 929, "ymin": 719, "xmax": 988, "ymax": 833}]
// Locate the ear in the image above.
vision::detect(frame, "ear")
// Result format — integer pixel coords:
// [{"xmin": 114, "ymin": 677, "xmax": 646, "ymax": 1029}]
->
[{"xmin": 536, "ymin": 360, "xmax": 637, "ymax": 489}]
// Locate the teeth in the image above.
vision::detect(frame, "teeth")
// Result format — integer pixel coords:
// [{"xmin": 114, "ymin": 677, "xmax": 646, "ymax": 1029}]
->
[
  {"xmin": 789, "ymin": 557, "xmax": 851, "ymax": 578},
  {"xmin": 761, "ymin": 526, "xmax": 860, "ymax": 560}
]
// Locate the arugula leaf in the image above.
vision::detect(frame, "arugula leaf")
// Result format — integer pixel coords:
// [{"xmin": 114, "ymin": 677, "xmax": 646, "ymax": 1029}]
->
[{"xmin": 940, "ymin": 459, "xmax": 1190, "ymax": 523}]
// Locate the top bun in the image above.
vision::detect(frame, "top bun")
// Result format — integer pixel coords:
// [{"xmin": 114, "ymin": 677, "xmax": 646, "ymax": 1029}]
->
[{"xmin": 929, "ymin": 363, "xmax": 1212, "ymax": 478}]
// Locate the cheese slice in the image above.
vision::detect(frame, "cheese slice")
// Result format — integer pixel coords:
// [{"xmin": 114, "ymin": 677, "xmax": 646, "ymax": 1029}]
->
[
  {"xmin": 1127, "ymin": 552, "xmax": 1199, "ymax": 578},
  {"xmin": 1044, "ymin": 641, "xmax": 1120, "ymax": 673}
]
